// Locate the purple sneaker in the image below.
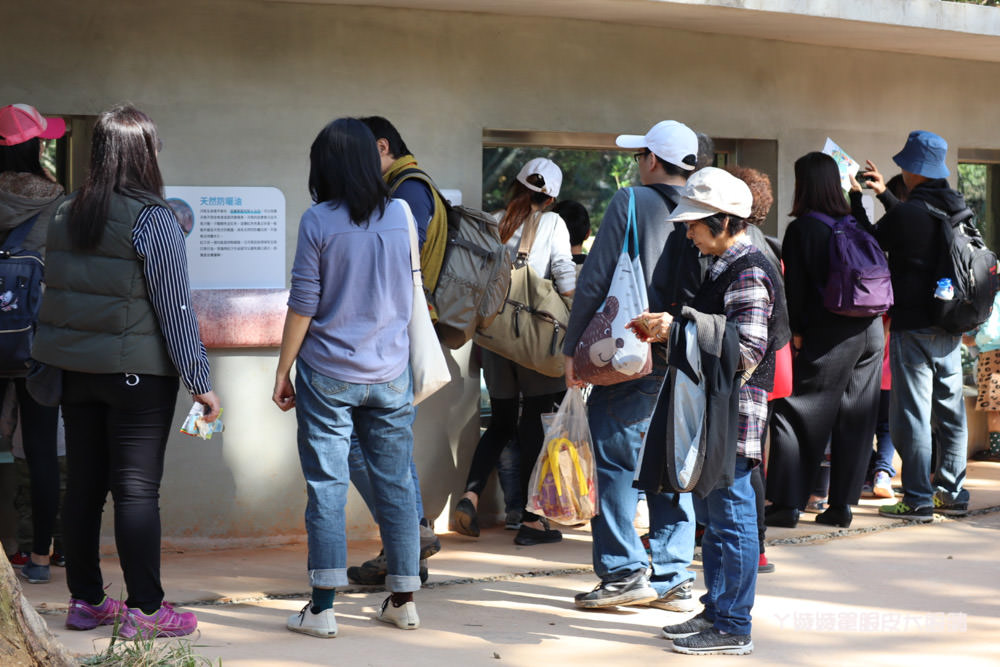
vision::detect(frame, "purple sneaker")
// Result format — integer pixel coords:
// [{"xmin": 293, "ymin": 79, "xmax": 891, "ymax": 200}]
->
[
  {"xmin": 119, "ymin": 602, "xmax": 198, "ymax": 639},
  {"xmin": 66, "ymin": 596, "xmax": 127, "ymax": 630}
]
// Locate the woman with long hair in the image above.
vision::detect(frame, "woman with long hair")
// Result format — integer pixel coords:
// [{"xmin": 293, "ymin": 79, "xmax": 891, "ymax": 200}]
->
[
  {"xmin": 273, "ymin": 117, "xmax": 421, "ymax": 637},
  {"xmin": 764, "ymin": 151, "xmax": 884, "ymax": 529},
  {"xmin": 0, "ymin": 104, "xmax": 65, "ymax": 584},
  {"xmin": 32, "ymin": 104, "xmax": 220, "ymax": 638},
  {"xmin": 452, "ymin": 157, "xmax": 576, "ymax": 546}
]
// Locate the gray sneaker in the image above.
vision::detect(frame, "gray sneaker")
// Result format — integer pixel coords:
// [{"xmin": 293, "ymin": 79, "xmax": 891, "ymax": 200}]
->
[
  {"xmin": 648, "ymin": 579, "xmax": 696, "ymax": 612},
  {"xmin": 661, "ymin": 611, "xmax": 713, "ymax": 639},
  {"xmin": 671, "ymin": 627, "xmax": 753, "ymax": 655},
  {"xmin": 419, "ymin": 524, "xmax": 441, "ymax": 559},
  {"xmin": 574, "ymin": 570, "xmax": 657, "ymax": 608}
]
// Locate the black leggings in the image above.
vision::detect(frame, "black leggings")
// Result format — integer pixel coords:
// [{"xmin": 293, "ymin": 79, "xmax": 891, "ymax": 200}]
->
[
  {"xmin": 464, "ymin": 391, "xmax": 565, "ymax": 522},
  {"xmin": 14, "ymin": 378, "xmax": 60, "ymax": 556},
  {"xmin": 61, "ymin": 371, "xmax": 179, "ymax": 613}
]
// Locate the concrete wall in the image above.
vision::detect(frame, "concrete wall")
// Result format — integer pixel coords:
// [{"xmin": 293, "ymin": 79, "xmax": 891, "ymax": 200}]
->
[{"xmin": 5, "ymin": 0, "xmax": 1000, "ymax": 545}]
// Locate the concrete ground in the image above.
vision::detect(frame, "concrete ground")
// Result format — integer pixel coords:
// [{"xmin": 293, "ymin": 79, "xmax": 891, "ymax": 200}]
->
[{"xmin": 20, "ymin": 459, "xmax": 1000, "ymax": 666}]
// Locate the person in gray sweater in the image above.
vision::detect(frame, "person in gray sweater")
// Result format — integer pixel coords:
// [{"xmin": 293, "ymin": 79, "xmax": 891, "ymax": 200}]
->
[{"xmin": 565, "ymin": 120, "xmax": 704, "ymax": 613}]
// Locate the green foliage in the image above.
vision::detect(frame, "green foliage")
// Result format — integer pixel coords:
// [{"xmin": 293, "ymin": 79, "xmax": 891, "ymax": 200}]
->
[
  {"xmin": 958, "ymin": 163, "xmax": 987, "ymax": 226},
  {"xmin": 482, "ymin": 147, "xmax": 637, "ymax": 233},
  {"xmin": 81, "ymin": 631, "xmax": 220, "ymax": 667}
]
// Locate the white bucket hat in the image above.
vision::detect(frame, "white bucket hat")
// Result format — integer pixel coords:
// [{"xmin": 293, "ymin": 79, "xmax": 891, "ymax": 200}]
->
[
  {"xmin": 616, "ymin": 120, "xmax": 698, "ymax": 171},
  {"xmin": 666, "ymin": 167, "xmax": 753, "ymax": 222},
  {"xmin": 516, "ymin": 157, "xmax": 562, "ymax": 198}
]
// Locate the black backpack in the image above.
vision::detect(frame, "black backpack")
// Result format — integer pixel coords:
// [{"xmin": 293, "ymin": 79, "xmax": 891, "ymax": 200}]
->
[
  {"xmin": 925, "ymin": 202, "xmax": 999, "ymax": 334},
  {"xmin": 0, "ymin": 214, "xmax": 44, "ymax": 376}
]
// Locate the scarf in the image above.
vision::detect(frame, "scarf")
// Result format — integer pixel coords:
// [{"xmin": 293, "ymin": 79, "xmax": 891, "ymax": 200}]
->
[{"xmin": 384, "ymin": 155, "xmax": 448, "ymax": 321}]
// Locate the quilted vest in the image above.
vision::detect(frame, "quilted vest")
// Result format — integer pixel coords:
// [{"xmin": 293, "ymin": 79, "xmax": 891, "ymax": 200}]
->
[{"xmin": 33, "ymin": 192, "xmax": 176, "ymax": 377}]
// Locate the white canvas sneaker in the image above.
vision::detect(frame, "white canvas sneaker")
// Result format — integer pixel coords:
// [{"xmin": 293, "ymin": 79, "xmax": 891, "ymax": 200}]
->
[
  {"xmin": 287, "ymin": 603, "xmax": 337, "ymax": 638},
  {"xmin": 376, "ymin": 596, "xmax": 420, "ymax": 630}
]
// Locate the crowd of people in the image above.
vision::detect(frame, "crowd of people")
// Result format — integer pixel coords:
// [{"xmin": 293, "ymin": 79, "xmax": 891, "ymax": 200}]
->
[{"xmin": 1, "ymin": 101, "xmax": 991, "ymax": 656}]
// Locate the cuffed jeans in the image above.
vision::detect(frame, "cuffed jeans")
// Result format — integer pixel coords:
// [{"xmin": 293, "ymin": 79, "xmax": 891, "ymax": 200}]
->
[
  {"xmin": 889, "ymin": 328, "xmax": 968, "ymax": 509},
  {"xmin": 694, "ymin": 456, "xmax": 758, "ymax": 636},
  {"xmin": 588, "ymin": 364, "xmax": 694, "ymax": 595},
  {"xmin": 295, "ymin": 360, "xmax": 420, "ymax": 593}
]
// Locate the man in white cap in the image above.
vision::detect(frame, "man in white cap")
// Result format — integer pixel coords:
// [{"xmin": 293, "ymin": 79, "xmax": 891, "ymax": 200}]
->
[{"xmin": 564, "ymin": 120, "xmax": 703, "ymax": 613}]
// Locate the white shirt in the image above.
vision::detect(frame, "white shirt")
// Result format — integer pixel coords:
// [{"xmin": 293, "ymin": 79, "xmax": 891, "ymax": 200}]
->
[{"xmin": 502, "ymin": 210, "xmax": 576, "ymax": 294}]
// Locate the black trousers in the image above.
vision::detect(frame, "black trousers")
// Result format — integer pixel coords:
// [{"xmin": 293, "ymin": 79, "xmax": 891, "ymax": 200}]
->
[
  {"xmin": 13, "ymin": 378, "xmax": 60, "ymax": 556},
  {"xmin": 767, "ymin": 318, "xmax": 883, "ymax": 508},
  {"xmin": 61, "ymin": 371, "xmax": 179, "ymax": 612},
  {"xmin": 464, "ymin": 392, "xmax": 564, "ymax": 522}
]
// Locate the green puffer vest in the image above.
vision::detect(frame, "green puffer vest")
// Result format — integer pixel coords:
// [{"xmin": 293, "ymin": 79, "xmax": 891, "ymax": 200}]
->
[{"xmin": 32, "ymin": 192, "xmax": 177, "ymax": 377}]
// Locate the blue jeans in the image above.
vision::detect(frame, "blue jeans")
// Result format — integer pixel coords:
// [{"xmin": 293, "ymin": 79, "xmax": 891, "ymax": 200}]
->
[
  {"xmin": 497, "ymin": 440, "xmax": 524, "ymax": 514},
  {"xmin": 693, "ymin": 456, "xmax": 758, "ymax": 636},
  {"xmin": 588, "ymin": 364, "xmax": 695, "ymax": 595},
  {"xmin": 870, "ymin": 389, "xmax": 897, "ymax": 478},
  {"xmin": 348, "ymin": 404, "xmax": 424, "ymax": 522},
  {"xmin": 294, "ymin": 360, "xmax": 420, "ymax": 593},
  {"xmin": 889, "ymin": 328, "xmax": 968, "ymax": 509}
]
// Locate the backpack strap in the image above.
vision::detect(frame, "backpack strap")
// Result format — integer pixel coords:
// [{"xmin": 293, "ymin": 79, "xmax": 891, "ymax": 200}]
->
[
  {"xmin": 921, "ymin": 200, "xmax": 975, "ymax": 227},
  {"xmin": 803, "ymin": 211, "xmax": 854, "ymax": 228},
  {"xmin": 1, "ymin": 213, "xmax": 41, "ymax": 253},
  {"xmin": 389, "ymin": 167, "xmax": 441, "ymax": 200},
  {"xmin": 645, "ymin": 183, "xmax": 682, "ymax": 211}
]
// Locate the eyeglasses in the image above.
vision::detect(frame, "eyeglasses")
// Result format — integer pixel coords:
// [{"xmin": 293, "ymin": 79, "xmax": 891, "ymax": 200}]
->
[{"xmin": 632, "ymin": 150, "xmax": 650, "ymax": 163}]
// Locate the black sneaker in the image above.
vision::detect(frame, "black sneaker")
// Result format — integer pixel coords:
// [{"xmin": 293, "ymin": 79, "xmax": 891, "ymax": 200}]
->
[
  {"xmin": 647, "ymin": 579, "xmax": 695, "ymax": 612},
  {"xmin": 661, "ymin": 611, "xmax": 713, "ymax": 639},
  {"xmin": 933, "ymin": 493, "xmax": 969, "ymax": 517},
  {"xmin": 672, "ymin": 627, "xmax": 753, "ymax": 655},
  {"xmin": 878, "ymin": 501, "xmax": 933, "ymax": 522},
  {"xmin": 347, "ymin": 552, "xmax": 429, "ymax": 585},
  {"xmin": 574, "ymin": 570, "xmax": 657, "ymax": 609}
]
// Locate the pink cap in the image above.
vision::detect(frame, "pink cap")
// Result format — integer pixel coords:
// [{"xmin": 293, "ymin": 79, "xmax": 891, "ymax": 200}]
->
[{"xmin": 0, "ymin": 104, "xmax": 67, "ymax": 146}]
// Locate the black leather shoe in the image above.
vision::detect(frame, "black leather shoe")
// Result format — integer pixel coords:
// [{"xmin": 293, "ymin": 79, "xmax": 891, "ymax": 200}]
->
[
  {"xmin": 514, "ymin": 518, "xmax": 562, "ymax": 546},
  {"xmin": 454, "ymin": 498, "xmax": 480, "ymax": 537},
  {"xmin": 764, "ymin": 505, "xmax": 799, "ymax": 528},
  {"xmin": 815, "ymin": 504, "xmax": 852, "ymax": 528}
]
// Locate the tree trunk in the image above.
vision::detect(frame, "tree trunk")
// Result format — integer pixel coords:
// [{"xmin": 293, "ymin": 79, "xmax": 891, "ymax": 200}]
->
[{"xmin": 0, "ymin": 539, "xmax": 76, "ymax": 667}]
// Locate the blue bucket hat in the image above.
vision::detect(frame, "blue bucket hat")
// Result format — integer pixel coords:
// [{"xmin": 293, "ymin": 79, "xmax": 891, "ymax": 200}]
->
[{"xmin": 892, "ymin": 130, "xmax": 949, "ymax": 179}]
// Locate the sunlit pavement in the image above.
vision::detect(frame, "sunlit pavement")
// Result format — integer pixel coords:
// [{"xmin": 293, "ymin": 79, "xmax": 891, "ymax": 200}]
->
[{"xmin": 25, "ymin": 460, "xmax": 1000, "ymax": 666}]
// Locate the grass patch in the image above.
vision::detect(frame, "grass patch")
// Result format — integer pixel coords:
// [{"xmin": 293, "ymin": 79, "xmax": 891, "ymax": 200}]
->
[{"xmin": 80, "ymin": 635, "xmax": 220, "ymax": 667}]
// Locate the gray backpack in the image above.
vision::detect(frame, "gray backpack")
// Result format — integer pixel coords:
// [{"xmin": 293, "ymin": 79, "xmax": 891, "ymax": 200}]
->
[{"xmin": 391, "ymin": 169, "xmax": 511, "ymax": 349}]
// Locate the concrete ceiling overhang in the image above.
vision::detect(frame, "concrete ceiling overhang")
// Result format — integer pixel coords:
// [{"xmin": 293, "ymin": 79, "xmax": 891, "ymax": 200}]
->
[{"xmin": 270, "ymin": 0, "xmax": 1000, "ymax": 63}]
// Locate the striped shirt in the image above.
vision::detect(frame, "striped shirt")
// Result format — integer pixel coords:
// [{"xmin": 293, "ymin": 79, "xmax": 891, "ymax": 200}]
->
[
  {"xmin": 709, "ymin": 237, "xmax": 773, "ymax": 461},
  {"xmin": 131, "ymin": 205, "xmax": 212, "ymax": 395}
]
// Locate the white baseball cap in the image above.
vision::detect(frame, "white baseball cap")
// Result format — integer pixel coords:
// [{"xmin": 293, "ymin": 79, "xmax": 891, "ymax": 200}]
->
[
  {"xmin": 516, "ymin": 157, "xmax": 562, "ymax": 198},
  {"xmin": 616, "ymin": 120, "xmax": 698, "ymax": 171},
  {"xmin": 665, "ymin": 167, "xmax": 753, "ymax": 222}
]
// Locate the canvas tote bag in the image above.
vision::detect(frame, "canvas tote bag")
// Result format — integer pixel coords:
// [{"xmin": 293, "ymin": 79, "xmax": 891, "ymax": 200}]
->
[
  {"xmin": 474, "ymin": 211, "xmax": 570, "ymax": 377},
  {"xmin": 572, "ymin": 188, "xmax": 652, "ymax": 385},
  {"xmin": 405, "ymin": 207, "xmax": 451, "ymax": 404}
]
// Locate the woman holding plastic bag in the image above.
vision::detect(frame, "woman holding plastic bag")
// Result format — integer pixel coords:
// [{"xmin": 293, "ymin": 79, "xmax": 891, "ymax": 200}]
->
[{"xmin": 634, "ymin": 168, "xmax": 780, "ymax": 656}]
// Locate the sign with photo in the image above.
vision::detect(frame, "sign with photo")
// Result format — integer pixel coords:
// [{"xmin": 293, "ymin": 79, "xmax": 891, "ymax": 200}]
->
[{"xmin": 164, "ymin": 186, "xmax": 285, "ymax": 289}]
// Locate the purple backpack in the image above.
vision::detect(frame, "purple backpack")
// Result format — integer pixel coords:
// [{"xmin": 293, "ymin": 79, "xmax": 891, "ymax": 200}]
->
[{"xmin": 809, "ymin": 212, "xmax": 893, "ymax": 317}]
